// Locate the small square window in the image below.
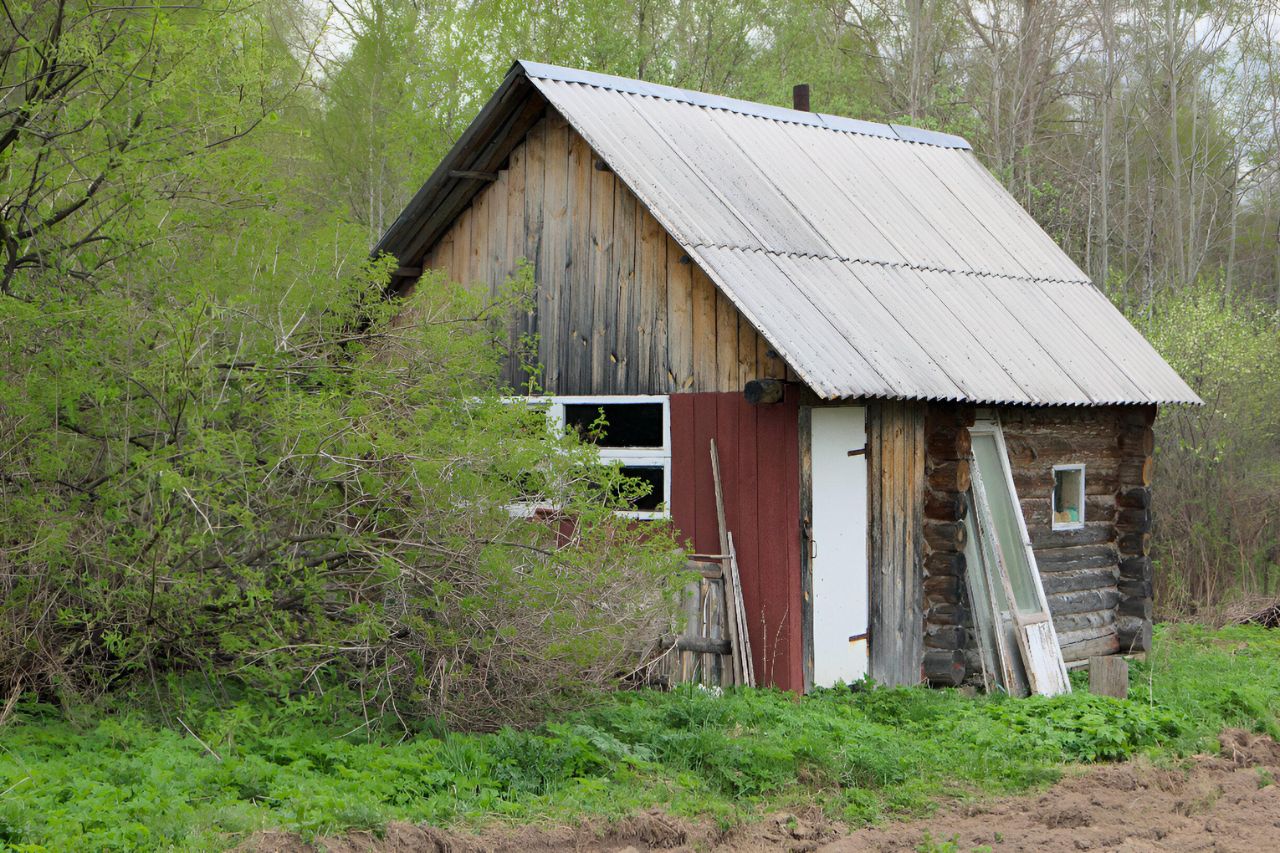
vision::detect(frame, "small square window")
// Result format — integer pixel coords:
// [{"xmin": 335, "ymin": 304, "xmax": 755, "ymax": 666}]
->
[{"xmin": 1052, "ymin": 465, "xmax": 1085, "ymax": 530}]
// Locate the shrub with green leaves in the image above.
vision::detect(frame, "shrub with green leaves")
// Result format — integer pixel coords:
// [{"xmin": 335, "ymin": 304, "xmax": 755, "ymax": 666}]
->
[{"xmin": 0, "ymin": 252, "xmax": 686, "ymax": 728}]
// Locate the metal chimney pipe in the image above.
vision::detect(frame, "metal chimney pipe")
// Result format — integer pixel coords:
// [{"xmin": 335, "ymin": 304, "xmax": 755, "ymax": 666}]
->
[{"xmin": 792, "ymin": 83, "xmax": 810, "ymax": 112}]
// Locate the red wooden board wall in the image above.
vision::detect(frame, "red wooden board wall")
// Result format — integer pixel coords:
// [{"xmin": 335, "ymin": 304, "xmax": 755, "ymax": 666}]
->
[{"xmin": 669, "ymin": 391, "xmax": 803, "ymax": 692}]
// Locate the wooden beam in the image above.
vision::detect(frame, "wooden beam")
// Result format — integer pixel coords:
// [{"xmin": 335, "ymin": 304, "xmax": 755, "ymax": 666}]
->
[
  {"xmin": 394, "ymin": 266, "xmax": 422, "ymax": 278},
  {"xmin": 448, "ymin": 170, "xmax": 499, "ymax": 181}
]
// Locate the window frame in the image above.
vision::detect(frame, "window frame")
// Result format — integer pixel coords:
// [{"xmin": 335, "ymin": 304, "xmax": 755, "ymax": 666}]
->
[
  {"xmin": 1050, "ymin": 463, "xmax": 1086, "ymax": 532},
  {"xmin": 511, "ymin": 394, "xmax": 672, "ymax": 520}
]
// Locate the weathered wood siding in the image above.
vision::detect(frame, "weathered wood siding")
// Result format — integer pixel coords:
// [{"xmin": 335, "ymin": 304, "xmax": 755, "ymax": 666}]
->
[
  {"xmin": 668, "ymin": 392, "xmax": 804, "ymax": 692},
  {"xmin": 922, "ymin": 403, "xmax": 1157, "ymax": 678},
  {"xmin": 414, "ymin": 112, "xmax": 788, "ymax": 395},
  {"xmin": 866, "ymin": 400, "xmax": 926, "ymax": 687}
]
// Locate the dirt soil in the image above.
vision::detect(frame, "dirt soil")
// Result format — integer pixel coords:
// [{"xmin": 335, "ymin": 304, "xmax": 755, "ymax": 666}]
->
[{"xmin": 241, "ymin": 729, "xmax": 1280, "ymax": 853}]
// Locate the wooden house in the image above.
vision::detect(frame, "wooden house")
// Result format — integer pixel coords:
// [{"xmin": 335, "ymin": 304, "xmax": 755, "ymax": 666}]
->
[{"xmin": 375, "ymin": 62, "xmax": 1200, "ymax": 693}]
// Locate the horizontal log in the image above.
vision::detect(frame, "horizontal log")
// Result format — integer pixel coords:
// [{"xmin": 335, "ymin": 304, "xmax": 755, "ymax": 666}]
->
[
  {"xmin": 1060, "ymin": 631, "xmax": 1121, "ymax": 663},
  {"xmin": 1116, "ymin": 615, "xmax": 1152, "ymax": 653},
  {"xmin": 925, "ymin": 602, "xmax": 969, "ymax": 627},
  {"xmin": 1117, "ymin": 457, "xmax": 1154, "ymax": 488},
  {"xmin": 1119, "ymin": 556, "xmax": 1152, "ymax": 583},
  {"xmin": 1115, "ymin": 487, "xmax": 1151, "ymax": 509},
  {"xmin": 923, "ymin": 648, "xmax": 966, "ymax": 686},
  {"xmin": 1118, "ymin": 426, "xmax": 1155, "ymax": 456},
  {"xmin": 1034, "ymin": 543, "xmax": 1118, "ymax": 571},
  {"xmin": 927, "ymin": 460, "xmax": 970, "ymax": 493},
  {"xmin": 1041, "ymin": 567, "xmax": 1119, "ymax": 596},
  {"xmin": 1014, "ymin": 466, "xmax": 1121, "ymax": 497},
  {"xmin": 1020, "ymin": 495, "xmax": 1116, "ymax": 526},
  {"xmin": 1053, "ymin": 608, "xmax": 1116, "ymax": 634},
  {"xmin": 1117, "ymin": 530, "xmax": 1151, "ymax": 556},
  {"xmin": 1003, "ymin": 434, "xmax": 1122, "ymax": 466},
  {"xmin": 926, "ymin": 428, "xmax": 972, "ymax": 461},
  {"xmin": 924, "ymin": 574, "xmax": 961, "ymax": 600},
  {"xmin": 1119, "ymin": 597, "xmax": 1153, "ymax": 619},
  {"xmin": 1118, "ymin": 577, "xmax": 1152, "ymax": 600},
  {"xmin": 924, "ymin": 520, "xmax": 967, "ymax": 552},
  {"xmin": 1115, "ymin": 508, "xmax": 1152, "ymax": 533},
  {"xmin": 924, "ymin": 490, "xmax": 968, "ymax": 522},
  {"xmin": 924, "ymin": 550, "xmax": 966, "ymax": 578},
  {"xmin": 1046, "ymin": 587, "xmax": 1120, "ymax": 616},
  {"xmin": 1026, "ymin": 522, "xmax": 1115, "ymax": 549},
  {"xmin": 924, "ymin": 625, "xmax": 967, "ymax": 650}
]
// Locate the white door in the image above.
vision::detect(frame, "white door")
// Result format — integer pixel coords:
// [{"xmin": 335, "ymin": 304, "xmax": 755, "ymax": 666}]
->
[{"xmin": 810, "ymin": 406, "xmax": 869, "ymax": 687}]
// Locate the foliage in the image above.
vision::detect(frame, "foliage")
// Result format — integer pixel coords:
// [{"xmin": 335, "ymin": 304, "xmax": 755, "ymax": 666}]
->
[
  {"xmin": 0, "ymin": 0, "xmax": 308, "ymax": 300},
  {"xmin": 0, "ymin": 625, "xmax": 1276, "ymax": 850},
  {"xmin": 0, "ymin": 232, "xmax": 686, "ymax": 728},
  {"xmin": 1129, "ymin": 284, "xmax": 1280, "ymax": 615}
]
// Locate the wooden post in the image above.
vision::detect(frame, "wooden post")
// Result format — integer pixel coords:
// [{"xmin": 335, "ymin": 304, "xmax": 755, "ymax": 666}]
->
[
  {"xmin": 710, "ymin": 440, "xmax": 742, "ymax": 686},
  {"xmin": 1088, "ymin": 655, "xmax": 1129, "ymax": 699}
]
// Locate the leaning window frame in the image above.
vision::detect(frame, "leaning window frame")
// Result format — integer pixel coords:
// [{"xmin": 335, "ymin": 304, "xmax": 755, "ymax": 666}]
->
[
  {"xmin": 1050, "ymin": 463, "xmax": 1086, "ymax": 531},
  {"xmin": 507, "ymin": 394, "xmax": 672, "ymax": 520}
]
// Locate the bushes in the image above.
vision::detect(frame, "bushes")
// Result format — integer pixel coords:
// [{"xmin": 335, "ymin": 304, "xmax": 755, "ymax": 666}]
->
[
  {"xmin": 0, "ymin": 257, "xmax": 686, "ymax": 728},
  {"xmin": 1128, "ymin": 284, "xmax": 1280, "ymax": 617}
]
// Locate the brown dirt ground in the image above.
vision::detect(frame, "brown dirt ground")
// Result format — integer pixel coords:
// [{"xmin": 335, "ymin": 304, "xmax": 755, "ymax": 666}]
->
[{"xmin": 240, "ymin": 729, "xmax": 1280, "ymax": 853}]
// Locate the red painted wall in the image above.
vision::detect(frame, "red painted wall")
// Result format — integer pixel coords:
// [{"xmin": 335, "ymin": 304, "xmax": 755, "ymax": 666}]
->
[{"xmin": 669, "ymin": 391, "xmax": 804, "ymax": 692}]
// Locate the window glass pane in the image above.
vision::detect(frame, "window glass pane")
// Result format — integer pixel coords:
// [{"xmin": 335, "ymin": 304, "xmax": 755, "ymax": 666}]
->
[
  {"xmin": 616, "ymin": 466, "xmax": 664, "ymax": 511},
  {"xmin": 971, "ymin": 432, "xmax": 1041, "ymax": 616},
  {"xmin": 563, "ymin": 403, "xmax": 663, "ymax": 448},
  {"xmin": 1053, "ymin": 468, "xmax": 1083, "ymax": 527}
]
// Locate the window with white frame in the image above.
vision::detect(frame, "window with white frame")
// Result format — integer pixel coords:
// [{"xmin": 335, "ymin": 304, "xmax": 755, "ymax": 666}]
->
[
  {"xmin": 514, "ymin": 395, "xmax": 671, "ymax": 519},
  {"xmin": 1051, "ymin": 464, "xmax": 1085, "ymax": 530}
]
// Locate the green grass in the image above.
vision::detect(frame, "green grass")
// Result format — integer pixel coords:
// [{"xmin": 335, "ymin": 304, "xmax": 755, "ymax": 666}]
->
[{"xmin": 0, "ymin": 624, "xmax": 1277, "ymax": 851}]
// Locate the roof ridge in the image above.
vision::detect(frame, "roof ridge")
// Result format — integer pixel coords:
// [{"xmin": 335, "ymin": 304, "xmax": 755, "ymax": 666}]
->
[
  {"xmin": 516, "ymin": 60, "xmax": 972, "ymax": 151},
  {"xmin": 688, "ymin": 243, "xmax": 1094, "ymax": 285}
]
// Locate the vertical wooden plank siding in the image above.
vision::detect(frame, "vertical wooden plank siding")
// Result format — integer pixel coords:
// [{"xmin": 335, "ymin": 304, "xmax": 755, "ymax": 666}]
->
[
  {"xmin": 539, "ymin": 115, "xmax": 567, "ymax": 391},
  {"xmin": 669, "ymin": 391, "xmax": 803, "ymax": 692},
  {"xmin": 613, "ymin": 188, "xmax": 638, "ymax": 393},
  {"xmin": 867, "ymin": 400, "xmax": 926, "ymax": 687},
  {"xmin": 408, "ymin": 113, "xmax": 782, "ymax": 395}
]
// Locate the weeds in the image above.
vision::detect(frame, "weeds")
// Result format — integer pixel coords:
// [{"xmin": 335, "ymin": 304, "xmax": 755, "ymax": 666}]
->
[{"xmin": 0, "ymin": 625, "xmax": 1277, "ymax": 850}]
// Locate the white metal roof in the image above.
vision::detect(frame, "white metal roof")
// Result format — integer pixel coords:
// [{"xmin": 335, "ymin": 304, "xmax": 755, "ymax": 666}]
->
[{"xmin": 379, "ymin": 61, "xmax": 1200, "ymax": 405}]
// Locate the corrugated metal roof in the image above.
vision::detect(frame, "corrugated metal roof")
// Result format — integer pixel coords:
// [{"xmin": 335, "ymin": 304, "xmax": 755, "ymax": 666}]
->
[{"xmin": 378, "ymin": 61, "xmax": 1201, "ymax": 405}]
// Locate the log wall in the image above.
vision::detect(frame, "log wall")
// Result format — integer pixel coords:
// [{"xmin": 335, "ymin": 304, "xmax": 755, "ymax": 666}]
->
[
  {"xmin": 921, "ymin": 403, "xmax": 1157, "ymax": 681},
  {"xmin": 921, "ymin": 404, "xmax": 975, "ymax": 686},
  {"xmin": 412, "ymin": 111, "xmax": 791, "ymax": 395}
]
